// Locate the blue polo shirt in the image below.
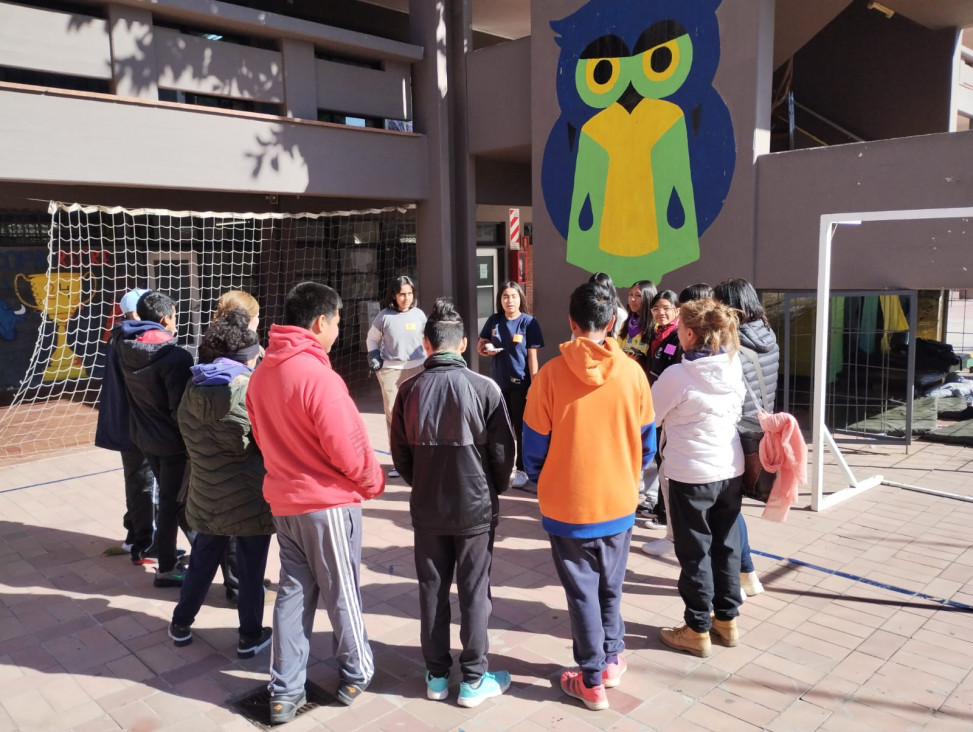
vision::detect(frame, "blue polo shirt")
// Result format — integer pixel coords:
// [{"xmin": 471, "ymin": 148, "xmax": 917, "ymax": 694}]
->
[{"xmin": 479, "ymin": 312, "xmax": 544, "ymax": 388}]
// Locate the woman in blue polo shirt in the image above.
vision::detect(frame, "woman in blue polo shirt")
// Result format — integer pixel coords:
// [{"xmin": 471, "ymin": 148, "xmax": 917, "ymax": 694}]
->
[{"xmin": 478, "ymin": 281, "xmax": 544, "ymax": 489}]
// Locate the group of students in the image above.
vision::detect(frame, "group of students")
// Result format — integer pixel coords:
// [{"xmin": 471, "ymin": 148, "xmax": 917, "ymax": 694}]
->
[
  {"xmin": 378, "ymin": 273, "xmax": 781, "ymax": 711},
  {"xmin": 97, "ymin": 289, "xmax": 276, "ymax": 660},
  {"xmin": 97, "ymin": 270, "xmax": 780, "ymax": 721},
  {"xmin": 366, "ymin": 276, "xmax": 544, "ymax": 489},
  {"xmin": 100, "ymin": 283, "xmax": 387, "ymax": 722},
  {"xmin": 616, "ymin": 277, "xmax": 780, "ymax": 610}
]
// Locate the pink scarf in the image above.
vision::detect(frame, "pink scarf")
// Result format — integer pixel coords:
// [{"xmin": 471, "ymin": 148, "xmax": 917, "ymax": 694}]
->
[
  {"xmin": 757, "ymin": 411, "xmax": 807, "ymax": 522},
  {"xmin": 649, "ymin": 318, "xmax": 678, "ymax": 356}
]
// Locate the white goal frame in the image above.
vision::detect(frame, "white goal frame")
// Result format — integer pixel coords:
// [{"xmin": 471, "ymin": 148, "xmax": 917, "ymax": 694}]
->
[{"xmin": 811, "ymin": 206, "xmax": 973, "ymax": 511}]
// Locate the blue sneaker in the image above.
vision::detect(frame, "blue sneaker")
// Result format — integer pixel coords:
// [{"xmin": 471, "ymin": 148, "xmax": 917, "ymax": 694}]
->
[
  {"xmin": 426, "ymin": 672, "xmax": 449, "ymax": 701},
  {"xmin": 457, "ymin": 670, "xmax": 510, "ymax": 708}
]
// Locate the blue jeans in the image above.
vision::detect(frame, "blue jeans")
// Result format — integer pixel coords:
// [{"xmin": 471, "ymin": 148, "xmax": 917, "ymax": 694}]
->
[{"xmin": 738, "ymin": 514, "xmax": 754, "ymax": 573}]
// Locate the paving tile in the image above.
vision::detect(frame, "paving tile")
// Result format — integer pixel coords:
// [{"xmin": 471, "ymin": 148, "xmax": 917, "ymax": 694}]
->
[
  {"xmin": 766, "ymin": 700, "xmax": 832, "ymax": 732},
  {"xmin": 5, "ymin": 433, "xmax": 973, "ymax": 731}
]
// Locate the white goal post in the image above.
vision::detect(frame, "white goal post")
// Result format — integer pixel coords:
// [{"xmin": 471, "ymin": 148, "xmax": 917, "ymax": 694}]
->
[{"xmin": 811, "ymin": 206, "xmax": 973, "ymax": 511}]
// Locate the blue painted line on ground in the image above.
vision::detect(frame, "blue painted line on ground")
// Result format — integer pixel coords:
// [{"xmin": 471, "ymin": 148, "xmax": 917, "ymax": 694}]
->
[
  {"xmin": 5, "ymin": 449, "xmax": 395, "ymax": 493},
  {"xmin": 751, "ymin": 548, "xmax": 973, "ymax": 612},
  {"xmin": 1, "ymin": 467, "xmax": 123, "ymax": 494}
]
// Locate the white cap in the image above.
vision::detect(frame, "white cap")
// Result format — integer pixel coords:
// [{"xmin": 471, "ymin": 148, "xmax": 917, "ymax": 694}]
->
[{"xmin": 119, "ymin": 289, "xmax": 149, "ymax": 314}]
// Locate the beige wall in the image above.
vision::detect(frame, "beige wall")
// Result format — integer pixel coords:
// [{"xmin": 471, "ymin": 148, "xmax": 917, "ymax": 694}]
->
[
  {"xmin": 755, "ymin": 130, "xmax": 973, "ymax": 290},
  {"xmin": 155, "ymin": 28, "xmax": 284, "ymax": 102},
  {"xmin": 467, "ymin": 38, "xmax": 531, "ymax": 156},
  {"xmin": 0, "ymin": 3, "xmax": 110, "ymax": 79},
  {"xmin": 0, "ymin": 87, "xmax": 427, "ymax": 200}
]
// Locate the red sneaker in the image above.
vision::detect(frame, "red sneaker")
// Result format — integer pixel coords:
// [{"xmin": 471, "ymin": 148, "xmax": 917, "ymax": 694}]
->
[
  {"xmin": 560, "ymin": 670, "xmax": 609, "ymax": 710},
  {"xmin": 602, "ymin": 654, "xmax": 627, "ymax": 688}
]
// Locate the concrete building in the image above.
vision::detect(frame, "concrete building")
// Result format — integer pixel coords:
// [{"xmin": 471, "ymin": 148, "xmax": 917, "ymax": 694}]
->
[{"xmin": 0, "ymin": 0, "xmax": 972, "ymax": 403}]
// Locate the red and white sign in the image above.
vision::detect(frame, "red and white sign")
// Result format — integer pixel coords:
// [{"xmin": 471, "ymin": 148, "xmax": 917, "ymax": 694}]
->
[{"xmin": 508, "ymin": 208, "xmax": 521, "ymax": 251}]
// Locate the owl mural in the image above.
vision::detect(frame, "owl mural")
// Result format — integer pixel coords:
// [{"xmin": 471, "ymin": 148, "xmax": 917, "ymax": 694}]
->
[{"xmin": 542, "ymin": 0, "xmax": 736, "ymax": 284}]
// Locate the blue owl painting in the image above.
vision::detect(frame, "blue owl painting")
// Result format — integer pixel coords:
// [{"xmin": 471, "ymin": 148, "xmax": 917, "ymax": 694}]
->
[{"xmin": 542, "ymin": 0, "xmax": 736, "ymax": 284}]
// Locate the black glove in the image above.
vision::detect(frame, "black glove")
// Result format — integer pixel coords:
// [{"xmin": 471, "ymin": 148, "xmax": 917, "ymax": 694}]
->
[{"xmin": 367, "ymin": 349, "xmax": 383, "ymax": 371}]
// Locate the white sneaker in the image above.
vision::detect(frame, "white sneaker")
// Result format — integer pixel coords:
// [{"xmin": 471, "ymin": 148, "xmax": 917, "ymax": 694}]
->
[
  {"xmin": 740, "ymin": 571, "xmax": 764, "ymax": 596},
  {"xmin": 511, "ymin": 470, "xmax": 529, "ymax": 488},
  {"xmin": 388, "ymin": 468, "xmax": 400, "ymax": 478},
  {"xmin": 640, "ymin": 538, "xmax": 674, "ymax": 557}
]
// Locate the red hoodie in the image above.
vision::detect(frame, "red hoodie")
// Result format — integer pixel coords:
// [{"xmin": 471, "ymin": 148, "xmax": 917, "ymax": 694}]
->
[{"xmin": 246, "ymin": 324, "xmax": 385, "ymax": 516}]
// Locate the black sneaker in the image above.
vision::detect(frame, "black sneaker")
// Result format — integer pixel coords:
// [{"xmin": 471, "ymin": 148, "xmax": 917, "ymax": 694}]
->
[
  {"xmin": 335, "ymin": 681, "xmax": 364, "ymax": 706},
  {"xmin": 237, "ymin": 627, "xmax": 272, "ymax": 659},
  {"xmin": 168, "ymin": 622, "xmax": 192, "ymax": 647},
  {"xmin": 269, "ymin": 690, "xmax": 306, "ymax": 725}
]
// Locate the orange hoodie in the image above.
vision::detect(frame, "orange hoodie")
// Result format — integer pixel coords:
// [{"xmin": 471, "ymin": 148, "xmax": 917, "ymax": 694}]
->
[{"xmin": 523, "ymin": 337, "xmax": 656, "ymax": 538}]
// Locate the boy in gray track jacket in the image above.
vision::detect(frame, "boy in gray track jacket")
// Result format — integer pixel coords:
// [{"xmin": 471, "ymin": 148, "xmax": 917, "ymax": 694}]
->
[{"xmin": 390, "ymin": 298, "xmax": 515, "ymax": 708}]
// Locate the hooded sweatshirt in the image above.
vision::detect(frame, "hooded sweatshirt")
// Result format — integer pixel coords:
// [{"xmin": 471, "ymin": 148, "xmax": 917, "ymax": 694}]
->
[
  {"xmin": 651, "ymin": 349, "xmax": 745, "ymax": 484},
  {"xmin": 523, "ymin": 337, "xmax": 656, "ymax": 538},
  {"xmin": 114, "ymin": 319, "xmax": 193, "ymax": 456},
  {"xmin": 245, "ymin": 324, "xmax": 385, "ymax": 516}
]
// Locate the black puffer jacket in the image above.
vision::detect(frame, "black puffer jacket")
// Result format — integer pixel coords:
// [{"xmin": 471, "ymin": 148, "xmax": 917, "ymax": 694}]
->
[
  {"xmin": 115, "ymin": 320, "xmax": 193, "ymax": 456},
  {"xmin": 390, "ymin": 351, "xmax": 515, "ymax": 536},
  {"xmin": 177, "ymin": 360, "xmax": 273, "ymax": 537},
  {"xmin": 647, "ymin": 328, "xmax": 682, "ymax": 385},
  {"xmin": 738, "ymin": 319, "xmax": 779, "ymax": 415}
]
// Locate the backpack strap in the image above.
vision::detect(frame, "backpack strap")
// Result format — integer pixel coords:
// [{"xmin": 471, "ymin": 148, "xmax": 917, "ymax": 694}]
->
[{"xmin": 739, "ymin": 346, "xmax": 771, "ymax": 412}]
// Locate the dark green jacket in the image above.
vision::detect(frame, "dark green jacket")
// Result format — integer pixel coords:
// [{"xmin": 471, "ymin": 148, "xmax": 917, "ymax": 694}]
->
[{"xmin": 177, "ymin": 365, "xmax": 274, "ymax": 536}]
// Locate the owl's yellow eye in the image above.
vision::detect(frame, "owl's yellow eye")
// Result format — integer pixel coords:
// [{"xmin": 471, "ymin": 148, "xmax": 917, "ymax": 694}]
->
[
  {"xmin": 585, "ymin": 57, "xmax": 621, "ymax": 95},
  {"xmin": 642, "ymin": 38, "xmax": 682, "ymax": 83}
]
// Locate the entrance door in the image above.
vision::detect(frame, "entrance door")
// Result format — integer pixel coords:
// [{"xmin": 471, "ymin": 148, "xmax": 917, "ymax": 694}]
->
[
  {"xmin": 475, "ymin": 248, "xmax": 498, "ymax": 335},
  {"xmin": 475, "ymin": 248, "xmax": 498, "ymax": 376}
]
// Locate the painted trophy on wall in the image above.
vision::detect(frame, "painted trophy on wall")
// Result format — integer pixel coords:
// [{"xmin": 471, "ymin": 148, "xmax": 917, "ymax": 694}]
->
[{"xmin": 15, "ymin": 272, "xmax": 90, "ymax": 382}]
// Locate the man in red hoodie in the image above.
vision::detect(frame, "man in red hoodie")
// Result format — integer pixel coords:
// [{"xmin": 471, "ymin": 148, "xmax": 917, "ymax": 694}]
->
[{"xmin": 246, "ymin": 282, "xmax": 385, "ymax": 724}]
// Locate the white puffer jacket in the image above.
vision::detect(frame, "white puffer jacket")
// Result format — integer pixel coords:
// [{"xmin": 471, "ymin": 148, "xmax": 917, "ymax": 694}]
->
[{"xmin": 652, "ymin": 350, "xmax": 745, "ymax": 484}]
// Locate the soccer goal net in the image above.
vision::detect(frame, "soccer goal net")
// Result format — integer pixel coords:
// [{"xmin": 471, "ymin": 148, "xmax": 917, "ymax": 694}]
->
[{"xmin": 0, "ymin": 201, "xmax": 417, "ymax": 461}]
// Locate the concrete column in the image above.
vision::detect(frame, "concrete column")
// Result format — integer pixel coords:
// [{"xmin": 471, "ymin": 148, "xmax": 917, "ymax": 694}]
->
[
  {"xmin": 753, "ymin": 0, "xmax": 776, "ymax": 160},
  {"xmin": 280, "ymin": 38, "xmax": 318, "ymax": 120},
  {"xmin": 107, "ymin": 5, "xmax": 158, "ymax": 100},
  {"xmin": 447, "ymin": 0, "xmax": 478, "ymax": 367},
  {"xmin": 409, "ymin": 0, "xmax": 455, "ymax": 310}
]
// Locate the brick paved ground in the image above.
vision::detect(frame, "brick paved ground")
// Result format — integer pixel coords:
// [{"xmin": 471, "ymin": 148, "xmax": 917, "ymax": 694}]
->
[{"xmin": 2, "ymin": 397, "xmax": 973, "ymax": 731}]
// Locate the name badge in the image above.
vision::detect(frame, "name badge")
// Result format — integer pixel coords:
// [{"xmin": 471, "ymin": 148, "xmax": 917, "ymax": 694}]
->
[
  {"xmin": 405, "ymin": 323, "xmax": 416, "ymax": 330},
  {"xmin": 664, "ymin": 343, "xmax": 677, "ymax": 355},
  {"xmin": 512, "ymin": 333, "xmax": 524, "ymax": 343}
]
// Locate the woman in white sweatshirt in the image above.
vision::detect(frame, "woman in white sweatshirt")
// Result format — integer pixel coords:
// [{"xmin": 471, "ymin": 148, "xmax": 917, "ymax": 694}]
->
[
  {"xmin": 366, "ymin": 275, "xmax": 427, "ymax": 477},
  {"xmin": 650, "ymin": 297, "xmax": 745, "ymax": 659}
]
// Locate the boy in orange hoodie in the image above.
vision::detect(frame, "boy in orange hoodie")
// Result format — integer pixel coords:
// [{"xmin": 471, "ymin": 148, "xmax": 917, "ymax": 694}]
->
[{"xmin": 523, "ymin": 282, "xmax": 656, "ymax": 711}]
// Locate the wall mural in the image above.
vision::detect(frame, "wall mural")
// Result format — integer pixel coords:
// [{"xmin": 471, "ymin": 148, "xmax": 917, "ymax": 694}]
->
[{"xmin": 542, "ymin": 0, "xmax": 736, "ymax": 284}]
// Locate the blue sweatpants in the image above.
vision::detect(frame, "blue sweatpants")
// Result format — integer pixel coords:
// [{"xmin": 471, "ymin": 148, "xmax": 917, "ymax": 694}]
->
[{"xmin": 549, "ymin": 529, "xmax": 632, "ymax": 687}]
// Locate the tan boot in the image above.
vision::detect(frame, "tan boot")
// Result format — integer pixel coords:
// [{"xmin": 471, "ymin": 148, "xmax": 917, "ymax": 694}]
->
[
  {"xmin": 660, "ymin": 624, "xmax": 712, "ymax": 657},
  {"xmin": 710, "ymin": 617, "xmax": 739, "ymax": 647}
]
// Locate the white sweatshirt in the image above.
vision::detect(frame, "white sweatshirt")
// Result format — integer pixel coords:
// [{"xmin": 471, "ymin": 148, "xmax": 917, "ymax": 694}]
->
[{"xmin": 651, "ymin": 350, "xmax": 745, "ymax": 484}]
